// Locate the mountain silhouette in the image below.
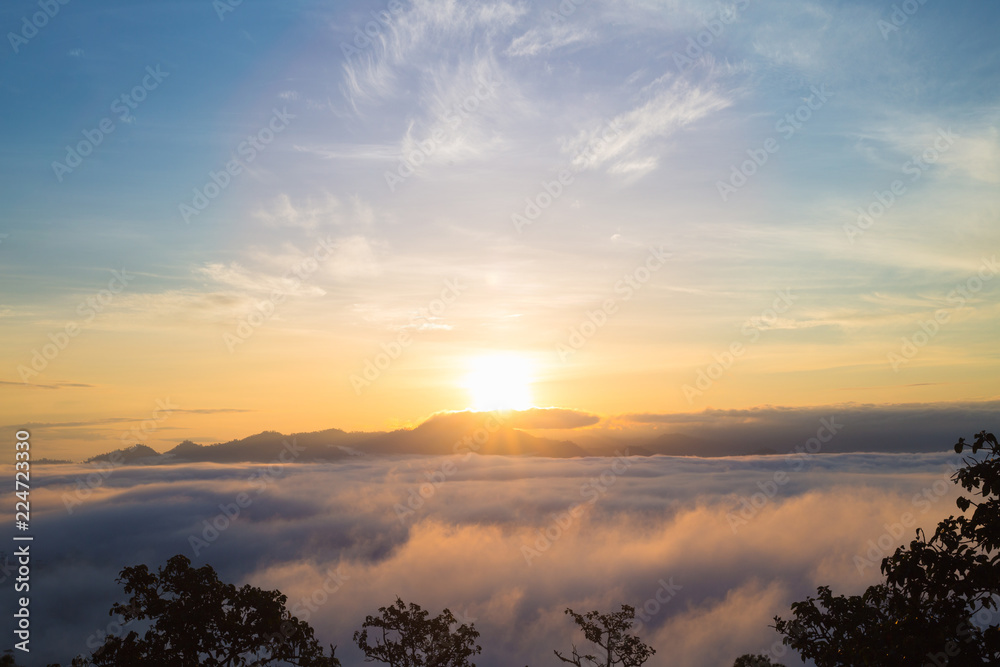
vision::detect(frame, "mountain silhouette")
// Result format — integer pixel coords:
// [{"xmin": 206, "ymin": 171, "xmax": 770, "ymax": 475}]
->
[
  {"xmin": 162, "ymin": 429, "xmax": 370, "ymax": 463},
  {"xmin": 87, "ymin": 443, "xmax": 161, "ymax": 464},
  {"xmin": 85, "ymin": 411, "xmax": 587, "ymax": 465},
  {"xmin": 360, "ymin": 411, "xmax": 586, "ymax": 457}
]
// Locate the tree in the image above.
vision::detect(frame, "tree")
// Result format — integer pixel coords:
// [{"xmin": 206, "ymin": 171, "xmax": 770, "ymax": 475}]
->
[
  {"xmin": 554, "ymin": 605, "xmax": 655, "ymax": 667},
  {"xmin": 770, "ymin": 430, "xmax": 1000, "ymax": 666},
  {"xmin": 353, "ymin": 597, "xmax": 481, "ymax": 667},
  {"xmin": 732, "ymin": 655, "xmax": 785, "ymax": 667},
  {"xmin": 79, "ymin": 554, "xmax": 339, "ymax": 666}
]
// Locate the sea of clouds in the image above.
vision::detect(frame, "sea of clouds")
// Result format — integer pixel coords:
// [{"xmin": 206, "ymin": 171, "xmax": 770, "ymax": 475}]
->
[{"xmin": 13, "ymin": 449, "xmax": 972, "ymax": 666}]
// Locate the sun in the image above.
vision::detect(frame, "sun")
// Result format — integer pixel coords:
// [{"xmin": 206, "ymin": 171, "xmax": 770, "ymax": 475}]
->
[{"xmin": 463, "ymin": 353, "xmax": 534, "ymax": 412}]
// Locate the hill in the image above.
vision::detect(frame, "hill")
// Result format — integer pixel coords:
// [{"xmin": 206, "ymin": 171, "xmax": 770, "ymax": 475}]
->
[{"xmin": 85, "ymin": 411, "xmax": 588, "ymax": 465}]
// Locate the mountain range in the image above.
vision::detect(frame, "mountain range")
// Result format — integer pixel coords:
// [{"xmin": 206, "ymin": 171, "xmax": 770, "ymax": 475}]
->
[
  {"xmin": 85, "ymin": 410, "xmax": 594, "ymax": 465},
  {"xmin": 77, "ymin": 403, "xmax": 996, "ymax": 465}
]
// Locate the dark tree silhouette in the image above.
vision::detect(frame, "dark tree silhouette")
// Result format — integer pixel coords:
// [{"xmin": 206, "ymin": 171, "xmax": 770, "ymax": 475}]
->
[
  {"xmin": 78, "ymin": 554, "xmax": 339, "ymax": 666},
  {"xmin": 554, "ymin": 605, "xmax": 655, "ymax": 667},
  {"xmin": 353, "ymin": 597, "xmax": 481, "ymax": 667},
  {"xmin": 732, "ymin": 655, "xmax": 785, "ymax": 667},
  {"xmin": 768, "ymin": 430, "xmax": 1000, "ymax": 666}
]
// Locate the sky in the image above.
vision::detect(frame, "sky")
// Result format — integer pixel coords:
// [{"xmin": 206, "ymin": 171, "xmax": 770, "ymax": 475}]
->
[{"xmin": 2, "ymin": 0, "xmax": 1000, "ymax": 459}]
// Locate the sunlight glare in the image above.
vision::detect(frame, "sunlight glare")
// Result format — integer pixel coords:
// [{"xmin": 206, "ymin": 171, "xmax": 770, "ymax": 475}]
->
[{"xmin": 463, "ymin": 354, "xmax": 534, "ymax": 412}]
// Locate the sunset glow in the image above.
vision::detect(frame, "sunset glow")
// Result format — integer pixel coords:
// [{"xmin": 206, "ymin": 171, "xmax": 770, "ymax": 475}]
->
[
  {"xmin": 463, "ymin": 354, "xmax": 535, "ymax": 412},
  {"xmin": 3, "ymin": 0, "xmax": 999, "ymax": 664}
]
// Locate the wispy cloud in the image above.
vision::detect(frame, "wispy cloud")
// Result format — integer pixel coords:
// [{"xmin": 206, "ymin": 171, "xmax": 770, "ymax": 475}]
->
[
  {"xmin": 506, "ymin": 23, "xmax": 592, "ymax": 57},
  {"xmin": 564, "ymin": 76, "xmax": 732, "ymax": 176},
  {"xmin": 0, "ymin": 380, "xmax": 95, "ymax": 390},
  {"xmin": 339, "ymin": 0, "xmax": 525, "ymax": 111},
  {"xmin": 198, "ymin": 262, "xmax": 327, "ymax": 298},
  {"xmin": 253, "ymin": 193, "xmax": 342, "ymax": 230}
]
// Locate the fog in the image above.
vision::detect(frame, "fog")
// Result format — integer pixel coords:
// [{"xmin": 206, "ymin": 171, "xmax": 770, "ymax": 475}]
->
[{"xmin": 15, "ymin": 450, "xmax": 968, "ymax": 665}]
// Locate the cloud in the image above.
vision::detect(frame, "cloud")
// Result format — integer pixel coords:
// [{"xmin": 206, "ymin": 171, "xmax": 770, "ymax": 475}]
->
[
  {"xmin": 862, "ymin": 117, "xmax": 1000, "ymax": 185},
  {"xmin": 937, "ymin": 126, "xmax": 1000, "ymax": 184},
  {"xmin": 26, "ymin": 451, "xmax": 969, "ymax": 666},
  {"xmin": 339, "ymin": 0, "xmax": 525, "ymax": 110},
  {"xmin": 197, "ymin": 262, "xmax": 327, "ymax": 298},
  {"xmin": 613, "ymin": 401, "xmax": 1000, "ymax": 455},
  {"xmin": 98, "ymin": 289, "xmax": 252, "ymax": 327},
  {"xmin": 253, "ymin": 193, "xmax": 342, "ymax": 230},
  {"xmin": 397, "ymin": 57, "xmax": 511, "ymax": 166},
  {"xmin": 6, "ymin": 409, "xmax": 251, "ymax": 430},
  {"xmin": 291, "ymin": 143, "xmax": 399, "ymax": 161},
  {"xmin": 0, "ymin": 380, "xmax": 95, "ymax": 390},
  {"xmin": 323, "ymin": 235, "xmax": 381, "ymax": 279},
  {"xmin": 564, "ymin": 76, "xmax": 732, "ymax": 176},
  {"xmin": 506, "ymin": 23, "xmax": 592, "ymax": 57},
  {"xmin": 505, "ymin": 407, "xmax": 601, "ymax": 430}
]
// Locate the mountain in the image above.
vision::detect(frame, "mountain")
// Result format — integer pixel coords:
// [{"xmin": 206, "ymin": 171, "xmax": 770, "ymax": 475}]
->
[
  {"xmin": 87, "ymin": 443, "xmax": 160, "ymax": 464},
  {"xmin": 163, "ymin": 429, "xmax": 366, "ymax": 463},
  {"xmin": 359, "ymin": 411, "xmax": 587, "ymax": 458},
  {"xmin": 85, "ymin": 411, "xmax": 587, "ymax": 465}
]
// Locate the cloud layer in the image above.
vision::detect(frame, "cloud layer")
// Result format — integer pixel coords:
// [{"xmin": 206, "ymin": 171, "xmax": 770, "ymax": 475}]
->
[{"xmin": 22, "ymin": 450, "xmax": 970, "ymax": 665}]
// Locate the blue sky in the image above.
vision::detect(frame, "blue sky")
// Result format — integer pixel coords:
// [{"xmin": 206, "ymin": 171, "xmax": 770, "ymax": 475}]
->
[{"xmin": 2, "ymin": 0, "xmax": 999, "ymax": 456}]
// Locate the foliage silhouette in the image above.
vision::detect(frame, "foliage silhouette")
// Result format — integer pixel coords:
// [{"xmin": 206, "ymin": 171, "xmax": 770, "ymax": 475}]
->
[
  {"xmin": 767, "ymin": 429, "xmax": 1000, "ymax": 666},
  {"xmin": 731, "ymin": 655, "xmax": 785, "ymax": 667},
  {"xmin": 554, "ymin": 605, "xmax": 655, "ymax": 667},
  {"xmin": 77, "ymin": 553, "xmax": 339, "ymax": 666},
  {"xmin": 353, "ymin": 597, "xmax": 481, "ymax": 667}
]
